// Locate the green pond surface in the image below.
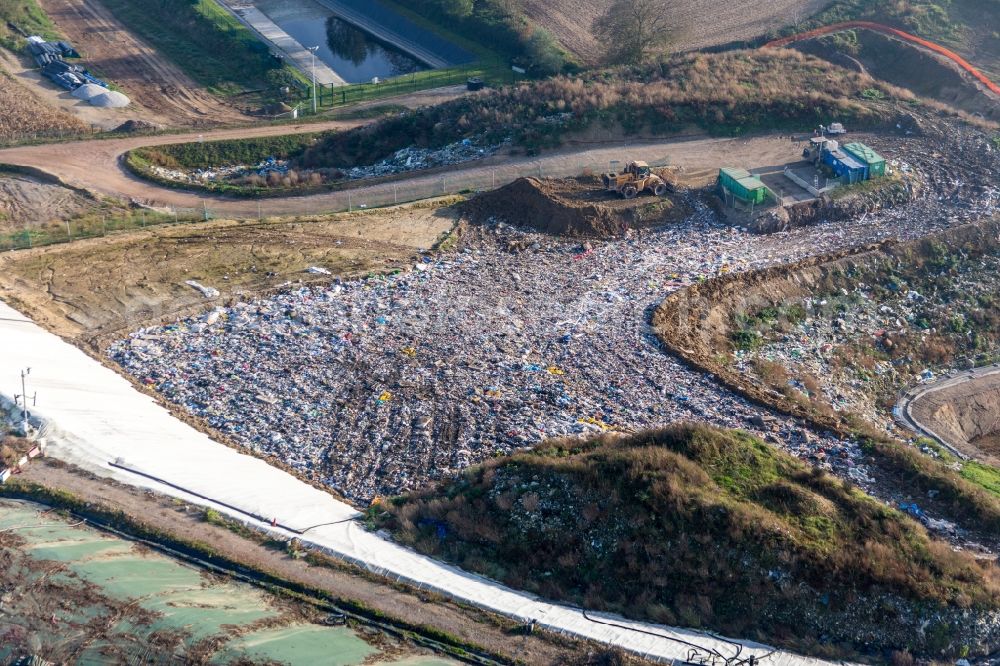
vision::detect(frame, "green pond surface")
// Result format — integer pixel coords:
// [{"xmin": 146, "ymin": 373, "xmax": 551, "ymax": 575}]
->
[{"xmin": 0, "ymin": 501, "xmax": 459, "ymax": 665}]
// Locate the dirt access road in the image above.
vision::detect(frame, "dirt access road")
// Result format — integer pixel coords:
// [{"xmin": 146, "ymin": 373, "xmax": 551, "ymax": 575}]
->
[
  {"xmin": 0, "ymin": 127, "xmax": 805, "ymax": 218},
  {"xmin": 36, "ymin": 0, "xmax": 251, "ymax": 127},
  {"xmin": 897, "ymin": 365, "xmax": 1000, "ymax": 463}
]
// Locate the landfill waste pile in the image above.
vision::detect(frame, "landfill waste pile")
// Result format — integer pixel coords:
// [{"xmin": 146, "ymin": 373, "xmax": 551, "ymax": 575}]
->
[
  {"xmin": 149, "ymin": 156, "xmax": 290, "ymax": 184},
  {"xmin": 143, "ymin": 138, "xmax": 503, "ymax": 189},
  {"xmin": 344, "ymin": 139, "xmax": 505, "ymax": 180},
  {"xmin": 733, "ymin": 227, "xmax": 1000, "ymax": 434},
  {"xmin": 109, "ymin": 184, "xmax": 982, "ymax": 507}
]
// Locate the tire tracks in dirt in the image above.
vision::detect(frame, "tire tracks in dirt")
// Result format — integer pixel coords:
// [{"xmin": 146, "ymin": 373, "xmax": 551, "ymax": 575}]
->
[{"xmin": 38, "ymin": 0, "xmax": 251, "ymax": 126}]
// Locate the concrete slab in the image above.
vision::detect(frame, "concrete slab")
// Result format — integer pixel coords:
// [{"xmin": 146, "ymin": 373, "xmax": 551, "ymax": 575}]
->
[{"xmin": 223, "ymin": 1, "xmax": 345, "ymax": 86}]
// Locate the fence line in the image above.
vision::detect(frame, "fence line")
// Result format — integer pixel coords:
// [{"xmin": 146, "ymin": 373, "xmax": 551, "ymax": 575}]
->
[{"xmin": 0, "ymin": 155, "xmax": 671, "ymax": 253}]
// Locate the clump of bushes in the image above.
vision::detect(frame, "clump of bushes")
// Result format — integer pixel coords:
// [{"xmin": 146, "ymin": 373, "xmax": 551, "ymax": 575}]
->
[
  {"xmin": 381, "ymin": 423, "xmax": 1000, "ymax": 657},
  {"xmin": 299, "ymin": 49, "xmax": 902, "ymax": 166}
]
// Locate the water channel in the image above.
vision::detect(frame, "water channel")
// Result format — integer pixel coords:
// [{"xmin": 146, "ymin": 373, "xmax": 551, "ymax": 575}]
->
[
  {"xmin": 0, "ymin": 500, "xmax": 458, "ymax": 665},
  {"xmin": 256, "ymin": 0, "xmax": 427, "ymax": 83}
]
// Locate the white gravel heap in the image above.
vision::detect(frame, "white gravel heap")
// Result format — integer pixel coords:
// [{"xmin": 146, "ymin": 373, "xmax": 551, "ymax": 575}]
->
[
  {"xmin": 71, "ymin": 83, "xmax": 106, "ymax": 101},
  {"xmin": 89, "ymin": 89, "xmax": 130, "ymax": 108}
]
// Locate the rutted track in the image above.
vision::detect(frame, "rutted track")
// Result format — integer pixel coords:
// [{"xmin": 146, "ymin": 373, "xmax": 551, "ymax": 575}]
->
[
  {"xmin": 0, "ymin": 129, "xmax": 804, "ymax": 218},
  {"xmin": 37, "ymin": 0, "xmax": 251, "ymax": 126}
]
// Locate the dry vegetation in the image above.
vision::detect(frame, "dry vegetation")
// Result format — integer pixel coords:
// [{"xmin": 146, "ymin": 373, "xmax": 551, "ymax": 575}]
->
[
  {"xmin": 0, "ymin": 67, "xmax": 87, "ymax": 143},
  {"xmin": 300, "ymin": 50, "xmax": 906, "ymax": 168},
  {"xmin": 520, "ymin": 0, "xmax": 826, "ymax": 63},
  {"xmin": 379, "ymin": 424, "xmax": 1000, "ymax": 658},
  {"xmin": 0, "ymin": 201, "xmax": 458, "ymax": 344}
]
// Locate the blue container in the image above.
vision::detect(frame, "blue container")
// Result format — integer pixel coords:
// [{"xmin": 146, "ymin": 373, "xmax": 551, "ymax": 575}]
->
[{"xmin": 822, "ymin": 148, "xmax": 868, "ymax": 184}]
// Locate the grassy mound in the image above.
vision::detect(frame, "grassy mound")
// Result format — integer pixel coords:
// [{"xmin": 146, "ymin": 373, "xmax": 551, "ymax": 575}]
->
[
  {"xmin": 299, "ymin": 49, "xmax": 903, "ymax": 167},
  {"xmin": 380, "ymin": 424, "xmax": 1000, "ymax": 658},
  {"xmin": 0, "ymin": 0, "xmax": 60, "ymax": 50},
  {"xmin": 131, "ymin": 133, "xmax": 331, "ymax": 171}
]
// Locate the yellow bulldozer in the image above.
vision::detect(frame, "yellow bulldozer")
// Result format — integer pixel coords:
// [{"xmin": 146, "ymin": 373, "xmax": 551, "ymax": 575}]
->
[{"xmin": 601, "ymin": 161, "xmax": 669, "ymax": 199}]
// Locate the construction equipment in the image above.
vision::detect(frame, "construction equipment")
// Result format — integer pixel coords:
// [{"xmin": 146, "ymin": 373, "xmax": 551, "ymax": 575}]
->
[{"xmin": 601, "ymin": 161, "xmax": 669, "ymax": 199}]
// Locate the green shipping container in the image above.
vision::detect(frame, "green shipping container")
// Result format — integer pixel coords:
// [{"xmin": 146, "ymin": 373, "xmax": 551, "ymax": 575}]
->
[
  {"xmin": 718, "ymin": 167, "xmax": 769, "ymax": 204},
  {"xmin": 842, "ymin": 142, "xmax": 886, "ymax": 178}
]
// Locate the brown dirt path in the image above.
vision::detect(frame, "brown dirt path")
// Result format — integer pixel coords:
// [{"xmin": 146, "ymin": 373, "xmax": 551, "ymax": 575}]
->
[
  {"xmin": 0, "ymin": 129, "xmax": 804, "ymax": 218},
  {"xmin": 16, "ymin": 457, "xmax": 610, "ymax": 665}
]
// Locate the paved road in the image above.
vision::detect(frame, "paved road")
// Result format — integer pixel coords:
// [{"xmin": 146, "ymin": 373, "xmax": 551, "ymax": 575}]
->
[
  {"xmin": 894, "ymin": 364, "xmax": 1000, "ymax": 458},
  {"xmin": 0, "ymin": 300, "xmax": 834, "ymax": 665}
]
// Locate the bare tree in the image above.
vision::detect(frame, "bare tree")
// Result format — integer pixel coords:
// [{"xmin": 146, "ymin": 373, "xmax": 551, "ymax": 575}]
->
[{"xmin": 591, "ymin": 0, "xmax": 675, "ymax": 65}]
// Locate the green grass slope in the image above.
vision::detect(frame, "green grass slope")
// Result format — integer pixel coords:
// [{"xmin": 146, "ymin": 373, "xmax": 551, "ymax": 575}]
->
[
  {"xmin": 0, "ymin": 0, "xmax": 61, "ymax": 49},
  {"xmin": 380, "ymin": 424, "xmax": 1000, "ymax": 659}
]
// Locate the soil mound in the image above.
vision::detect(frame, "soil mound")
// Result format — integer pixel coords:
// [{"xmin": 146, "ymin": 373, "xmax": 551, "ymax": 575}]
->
[
  {"xmin": 90, "ymin": 90, "xmax": 130, "ymax": 108},
  {"xmin": 71, "ymin": 83, "xmax": 106, "ymax": 101},
  {"xmin": 0, "ymin": 172, "xmax": 95, "ymax": 230},
  {"xmin": 463, "ymin": 177, "xmax": 677, "ymax": 237},
  {"xmin": 910, "ymin": 375, "xmax": 1000, "ymax": 464},
  {"xmin": 113, "ymin": 119, "xmax": 157, "ymax": 133}
]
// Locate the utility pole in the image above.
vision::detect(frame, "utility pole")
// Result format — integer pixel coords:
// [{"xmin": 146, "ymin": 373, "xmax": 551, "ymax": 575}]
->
[
  {"xmin": 308, "ymin": 46, "xmax": 319, "ymax": 114},
  {"xmin": 15, "ymin": 367, "xmax": 35, "ymax": 435}
]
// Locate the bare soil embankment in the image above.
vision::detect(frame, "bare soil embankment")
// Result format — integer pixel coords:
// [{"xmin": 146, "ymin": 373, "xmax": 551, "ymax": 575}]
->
[
  {"xmin": 793, "ymin": 31, "xmax": 1000, "ymax": 120},
  {"xmin": 521, "ymin": 0, "xmax": 827, "ymax": 64},
  {"xmin": 36, "ymin": 0, "xmax": 251, "ymax": 127},
  {"xmin": 910, "ymin": 372, "xmax": 1000, "ymax": 465},
  {"xmin": 462, "ymin": 176, "xmax": 685, "ymax": 237}
]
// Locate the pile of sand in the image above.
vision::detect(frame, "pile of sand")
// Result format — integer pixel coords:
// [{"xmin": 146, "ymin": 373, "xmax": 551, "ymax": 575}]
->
[
  {"xmin": 89, "ymin": 90, "xmax": 130, "ymax": 108},
  {"xmin": 71, "ymin": 83, "xmax": 106, "ymax": 101}
]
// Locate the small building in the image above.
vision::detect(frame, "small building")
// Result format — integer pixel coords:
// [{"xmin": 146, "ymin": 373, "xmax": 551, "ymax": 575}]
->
[
  {"xmin": 843, "ymin": 142, "xmax": 886, "ymax": 178},
  {"xmin": 718, "ymin": 167, "xmax": 770, "ymax": 204},
  {"xmin": 821, "ymin": 148, "xmax": 867, "ymax": 184}
]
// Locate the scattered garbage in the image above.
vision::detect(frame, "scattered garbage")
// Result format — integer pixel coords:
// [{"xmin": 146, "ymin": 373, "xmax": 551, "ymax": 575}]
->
[
  {"xmin": 145, "ymin": 137, "xmax": 505, "ymax": 190},
  {"xmin": 345, "ymin": 138, "xmax": 504, "ymax": 180},
  {"xmin": 110, "ymin": 197, "xmax": 907, "ymax": 503},
  {"xmin": 184, "ymin": 280, "xmax": 219, "ymax": 299}
]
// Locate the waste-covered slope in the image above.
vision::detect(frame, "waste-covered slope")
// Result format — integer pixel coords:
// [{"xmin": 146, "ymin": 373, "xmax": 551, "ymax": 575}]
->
[{"xmin": 379, "ymin": 424, "xmax": 1000, "ymax": 659}]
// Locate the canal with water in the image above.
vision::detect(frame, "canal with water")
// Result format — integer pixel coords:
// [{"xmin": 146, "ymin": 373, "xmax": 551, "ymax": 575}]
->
[
  {"xmin": 256, "ymin": 0, "xmax": 427, "ymax": 83},
  {"xmin": 0, "ymin": 500, "xmax": 459, "ymax": 665}
]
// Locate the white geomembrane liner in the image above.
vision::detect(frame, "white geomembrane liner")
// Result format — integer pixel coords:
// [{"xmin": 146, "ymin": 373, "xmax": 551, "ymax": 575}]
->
[{"xmin": 0, "ymin": 300, "xmax": 837, "ymax": 665}]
